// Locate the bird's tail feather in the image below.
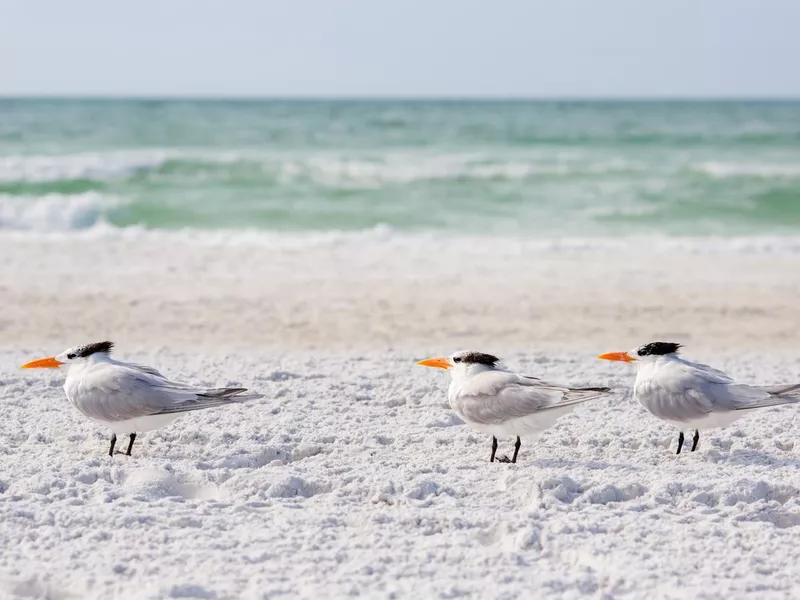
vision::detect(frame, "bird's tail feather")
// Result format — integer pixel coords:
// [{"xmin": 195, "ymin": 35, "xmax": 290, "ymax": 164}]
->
[
  {"xmin": 158, "ymin": 387, "xmax": 263, "ymax": 415},
  {"xmin": 764, "ymin": 382, "xmax": 800, "ymax": 397},
  {"xmin": 200, "ymin": 387, "xmax": 264, "ymax": 401},
  {"xmin": 542, "ymin": 387, "xmax": 611, "ymax": 411},
  {"xmin": 734, "ymin": 383, "xmax": 800, "ymax": 411}
]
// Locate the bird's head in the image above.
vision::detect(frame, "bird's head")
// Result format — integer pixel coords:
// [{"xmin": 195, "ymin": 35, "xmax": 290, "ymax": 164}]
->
[
  {"xmin": 21, "ymin": 341, "xmax": 115, "ymax": 369},
  {"xmin": 597, "ymin": 341, "xmax": 682, "ymax": 365},
  {"xmin": 417, "ymin": 350, "xmax": 501, "ymax": 377}
]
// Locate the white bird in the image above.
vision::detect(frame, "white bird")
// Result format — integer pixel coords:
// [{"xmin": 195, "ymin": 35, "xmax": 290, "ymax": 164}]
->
[
  {"xmin": 417, "ymin": 351, "xmax": 611, "ymax": 463},
  {"xmin": 598, "ymin": 342, "xmax": 800, "ymax": 454},
  {"xmin": 21, "ymin": 341, "xmax": 262, "ymax": 456}
]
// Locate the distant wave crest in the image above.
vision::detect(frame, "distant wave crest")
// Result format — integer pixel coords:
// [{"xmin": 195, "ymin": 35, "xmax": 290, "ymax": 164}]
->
[
  {"xmin": 694, "ymin": 161, "xmax": 800, "ymax": 179},
  {"xmin": 5, "ymin": 151, "xmax": 798, "ymax": 191},
  {"xmin": 2, "ymin": 149, "xmax": 800, "ymax": 235},
  {"xmin": 0, "ymin": 152, "xmax": 173, "ymax": 183},
  {"xmin": 0, "ymin": 192, "xmax": 126, "ymax": 231},
  {"xmin": 0, "ymin": 151, "xmax": 641, "ymax": 188},
  {"xmin": 278, "ymin": 155, "xmax": 643, "ymax": 187}
]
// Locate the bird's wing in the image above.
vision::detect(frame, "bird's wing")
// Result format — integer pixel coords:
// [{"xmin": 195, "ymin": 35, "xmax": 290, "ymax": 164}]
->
[
  {"xmin": 642, "ymin": 361, "xmax": 771, "ymax": 421},
  {"xmin": 69, "ymin": 363, "xmax": 259, "ymax": 422},
  {"xmin": 730, "ymin": 382, "xmax": 800, "ymax": 410},
  {"xmin": 759, "ymin": 382, "xmax": 800, "ymax": 397},
  {"xmin": 127, "ymin": 362, "xmax": 167, "ymax": 377},
  {"xmin": 454, "ymin": 371, "xmax": 609, "ymax": 425},
  {"xmin": 676, "ymin": 361, "xmax": 800, "ymax": 411},
  {"xmin": 682, "ymin": 360, "xmax": 736, "ymax": 385}
]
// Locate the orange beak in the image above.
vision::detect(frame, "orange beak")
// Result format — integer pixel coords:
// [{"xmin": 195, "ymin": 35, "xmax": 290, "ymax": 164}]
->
[
  {"xmin": 597, "ymin": 351, "xmax": 637, "ymax": 363},
  {"xmin": 417, "ymin": 356, "xmax": 452, "ymax": 370},
  {"xmin": 20, "ymin": 356, "xmax": 64, "ymax": 369}
]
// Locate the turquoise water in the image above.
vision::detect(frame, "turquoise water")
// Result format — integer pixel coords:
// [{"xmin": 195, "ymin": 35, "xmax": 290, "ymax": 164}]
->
[{"xmin": 1, "ymin": 99, "xmax": 799, "ymax": 235}]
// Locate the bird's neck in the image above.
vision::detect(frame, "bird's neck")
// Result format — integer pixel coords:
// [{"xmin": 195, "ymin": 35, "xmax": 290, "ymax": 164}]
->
[
  {"xmin": 635, "ymin": 355, "xmax": 679, "ymax": 378},
  {"xmin": 85, "ymin": 352, "xmax": 114, "ymax": 365},
  {"xmin": 65, "ymin": 352, "xmax": 112, "ymax": 377},
  {"xmin": 451, "ymin": 363, "xmax": 499, "ymax": 380}
]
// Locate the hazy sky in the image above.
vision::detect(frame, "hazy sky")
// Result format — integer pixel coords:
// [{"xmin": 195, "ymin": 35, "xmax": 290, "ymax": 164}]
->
[{"xmin": 3, "ymin": 0, "xmax": 799, "ymax": 97}]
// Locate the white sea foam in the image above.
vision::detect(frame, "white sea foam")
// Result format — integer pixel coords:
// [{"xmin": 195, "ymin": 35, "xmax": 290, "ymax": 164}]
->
[
  {"xmin": 695, "ymin": 161, "xmax": 800, "ymax": 179},
  {"xmin": 0, "ymin": 192, "xmax": 126, "ymax": 231},
  {"xmin": 279, "ymin": 154, "xmax": 642, "ymax": 187},
  {"xmin": 0, "ymin": 151, "xmax": 172, "ymax": 183},
  {"xmin": 0, "ymin": 149, "xmax": 634, "ymax": 185},
  {"xmin": 3, "ymin": 218, "xmax": 800, "ymax": 258}
]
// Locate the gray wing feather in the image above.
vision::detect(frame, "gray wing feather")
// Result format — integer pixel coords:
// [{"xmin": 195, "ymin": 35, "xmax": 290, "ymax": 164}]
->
[
  {"xmin": 453, "ymin": 371, "xmax": 609, "ymax": 425},
  {"xmin": 688, "ymin": 362, "xmax": 735, "ymax": 385},
  {"xmin": 733, "ymin": 382, "xmax": 800, "ymax": 410},
  {"xmin": 638, "ymin": 360, "xmax": 798, "ymax": 422},
  {"xmin": 128, "ymin": 363, "xmax": 167, "ymax": 377},
  {"xmin": 157, "ymin": 388, "xmax": 263, "ymax": 414},
  {"xmin": 69, "ymin": 363, "xmax": 262, "ymax": 422},
  {"xmin": 677, "ymin": 361, "xmax": 800, "ymax": 412},
  {"xmin": 760, "ymin": 382, "xmax": 800, "ymax": 397}
]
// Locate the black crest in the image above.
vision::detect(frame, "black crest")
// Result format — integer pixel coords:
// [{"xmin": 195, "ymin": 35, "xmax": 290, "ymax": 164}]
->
[
  {"xmin": 637, "ymin": 342, "xmax": 681, "ymax": 357},
  {"xmin": 71, "ymin": 341, "xmax": 115, "ymax": 359},
  {"xmin": 453, "ymin": 351, "xmax": 500, "ymax": 366}
]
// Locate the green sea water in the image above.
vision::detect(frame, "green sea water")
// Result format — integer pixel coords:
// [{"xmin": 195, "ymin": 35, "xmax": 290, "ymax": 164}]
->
[{"xmin": 1, "ymin": 99, "xmax": 799, "ymax": 235}]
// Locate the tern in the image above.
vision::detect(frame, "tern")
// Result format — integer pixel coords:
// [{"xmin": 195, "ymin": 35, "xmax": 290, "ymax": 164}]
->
[
  {"xmin": 417, "ymin": 351, "xmax": 611, "ymax": 463},
  {"xmin": 598, "ymin": 342, "xmax": 800, "ymax": 454},
  {"xmin": 21, "ymin": 341, "xmax": 262, "ymax": 456}
]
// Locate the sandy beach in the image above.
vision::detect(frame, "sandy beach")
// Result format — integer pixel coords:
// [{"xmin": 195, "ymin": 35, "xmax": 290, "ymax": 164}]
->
[
  {"xmin": 2, "ymin": 345, "xmax": 800, "ymax": 598},
  {"xmin": 2, "ymin": 231, "xmax": 800, "ymax": 598},
  {"xmin": 2, "ymin": 2, "xmax": 800, "ymax": 592},
  {"xmin": 3, "ymin": 230, "xmax": 800, "ymax": 354}
]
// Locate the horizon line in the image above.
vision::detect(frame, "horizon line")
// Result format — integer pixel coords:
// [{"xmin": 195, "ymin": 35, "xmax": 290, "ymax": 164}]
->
[{"xmin": 1, "ymin": 94, "xmax": 800, "ymax": 102}]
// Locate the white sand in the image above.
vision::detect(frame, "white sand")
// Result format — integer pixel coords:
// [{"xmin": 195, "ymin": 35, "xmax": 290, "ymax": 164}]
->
[
  {"xmin": 2, "ymin": 230, "xmax": 800, "ymax": 599},
  {"xmin": 2, "ymin": 230, "xmax": 800, "ymax": 352}
]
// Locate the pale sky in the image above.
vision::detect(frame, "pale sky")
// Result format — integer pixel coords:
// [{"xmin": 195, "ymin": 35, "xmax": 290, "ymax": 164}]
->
[{"xmin": 2, "ymin": 0, "xmax": 799, "ymax": 98}]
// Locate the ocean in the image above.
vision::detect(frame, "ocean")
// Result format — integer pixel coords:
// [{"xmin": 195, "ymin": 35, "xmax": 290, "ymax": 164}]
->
[{"xmin": 1, "ymin": 99, "xmax": 799, "ymax": 236}]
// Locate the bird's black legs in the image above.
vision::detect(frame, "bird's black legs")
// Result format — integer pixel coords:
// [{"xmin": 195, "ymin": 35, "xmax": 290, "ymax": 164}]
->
[
  {"xmin": 511, "ymin": 436, "xmax": 522, "ymax": 464},
  {"xmin": 126, "ymin": 433, "xmax": 137, "ymax": 456},
  {"xmin": 107, "ymin": 433, "xmax": 137, "ymax": 456},
  {"xmin": 493, "ymin": 436, "xmax": 521, "ymax": 464},
  {"xmin": 691, "ymin": 429, "xmax": 700, "ymax": 452},
  {"xmin": 676, "ymin": 430, "xmax": 699, "ymax": 454}
]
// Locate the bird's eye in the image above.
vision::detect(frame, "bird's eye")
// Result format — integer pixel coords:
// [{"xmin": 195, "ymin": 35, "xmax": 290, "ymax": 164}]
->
[
  {"xmin": 453, "ymin": 356, "xmax": 461, "ymax": 363},
  {"xmin": 67, "ymin": 353, "xmax": 76, "ymax": 360}
]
